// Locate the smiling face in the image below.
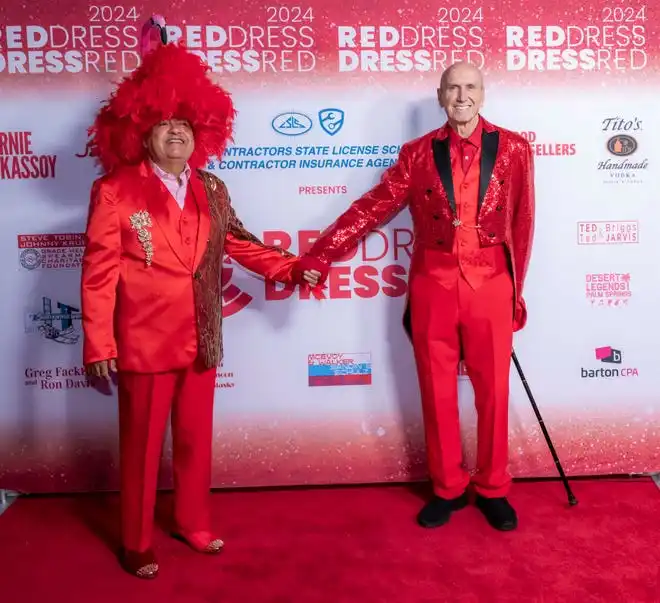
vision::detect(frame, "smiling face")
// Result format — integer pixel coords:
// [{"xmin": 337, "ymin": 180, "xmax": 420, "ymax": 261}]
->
[
  {"xmin": 146, "ymin": 118, "xmax": 194, "ymax": 172},
  {"xmin": 438, "ymin": 62, "xmax": 484, "ymax": 128}
]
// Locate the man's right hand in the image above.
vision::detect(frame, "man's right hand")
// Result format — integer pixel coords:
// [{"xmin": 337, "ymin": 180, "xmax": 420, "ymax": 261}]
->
[
  {"xmin": 302, "ymin": 269, "xmax": 322, "ymax": 288},
  {"xmin": 294, "ymin": 255, "xmax": 330, "ymax": 286},
  {"xmin": 86, "ymin": 358, "xmax": 117, "ymax": 381}
]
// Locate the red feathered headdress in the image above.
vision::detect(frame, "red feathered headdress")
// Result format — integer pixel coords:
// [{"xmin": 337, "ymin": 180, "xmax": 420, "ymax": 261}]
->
[{"xmin": 88, "ymin": 30, "xmax": 235, "ymax": 174}]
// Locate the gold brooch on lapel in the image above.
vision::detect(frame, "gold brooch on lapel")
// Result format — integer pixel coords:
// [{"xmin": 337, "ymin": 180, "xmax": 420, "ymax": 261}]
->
[{"xmin": 129, "ymin": 210, "xmax": 154, "ymax": 266}]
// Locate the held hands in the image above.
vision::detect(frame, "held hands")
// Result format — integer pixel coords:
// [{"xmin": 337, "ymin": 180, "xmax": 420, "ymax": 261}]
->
[
  {"xmin": 293, "ymin": 254, "xmax": 330, "ymax": 291},
  {"xmin": 302, "ymin": 269, "xmax": 322, "ymax": 288}
]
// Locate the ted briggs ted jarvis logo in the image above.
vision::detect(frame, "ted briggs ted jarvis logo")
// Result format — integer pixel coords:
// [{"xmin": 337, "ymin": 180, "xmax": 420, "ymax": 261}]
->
[
  {"xmin": 577, "ymin": 221, "xmax": 638, "ymax": 245},
  {"xmin": 581, "ymin": 346, "xmax": 638, "ymax": 379},
  {"xmin": 598, "ymin": 116, "xmax": 647, "ymax": 184},
  {"xmin": 272, "ymin": 108, "xmax": 345, "ymax": 137}
]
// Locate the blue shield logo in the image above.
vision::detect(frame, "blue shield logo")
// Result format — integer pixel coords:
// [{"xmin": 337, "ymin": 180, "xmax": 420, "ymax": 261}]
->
[
  {"xmin": 318, "ymin": 109, "xmax": 345, "ymax": 136},
  {"xmin": 271, "ymin": 112, "xmax": 313, "ymax": 136}
]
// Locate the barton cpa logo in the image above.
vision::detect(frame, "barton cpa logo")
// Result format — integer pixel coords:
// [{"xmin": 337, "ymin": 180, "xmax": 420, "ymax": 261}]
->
[
  {"xmin": 271, "ymin": 112, "xmax": 313, "ymax": 136},
  {"xmin": 25, "ymin": 296, "xmax": 82, "ymax": 345},
  {"xmin": 580, "ymin": 346, "xmax": 638, "ymax": 379},
  {"xmin": 598, "ymin": 116, "xmax": 647, "ymax": 185},
  {"xmin": 221, "ymin": 259, "xmax": 252, "ymax": 317},
  {"xmin": 318, "ymin": 109, "xmax": 345, "ymax": 136}
]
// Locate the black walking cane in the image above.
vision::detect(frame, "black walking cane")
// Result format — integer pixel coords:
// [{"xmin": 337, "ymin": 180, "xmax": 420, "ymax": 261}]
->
[{"xmin": 511, "ymin": 350, "xmax": 578, "ymax": 506}]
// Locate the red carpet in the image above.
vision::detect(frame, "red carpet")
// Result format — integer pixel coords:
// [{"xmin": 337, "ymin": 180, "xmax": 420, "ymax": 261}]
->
[{"xmin": 0, "ymin": 479, "xmax": 658, "ymax": 602}]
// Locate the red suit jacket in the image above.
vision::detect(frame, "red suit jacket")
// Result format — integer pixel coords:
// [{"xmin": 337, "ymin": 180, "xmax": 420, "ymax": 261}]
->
[
  {"xmin": 81, "ymin": 161, "xmax": 297, "ymax": 373},
  {"xmin": 302, "ymin": 118, "xmax": 535, "ymax": 332}
]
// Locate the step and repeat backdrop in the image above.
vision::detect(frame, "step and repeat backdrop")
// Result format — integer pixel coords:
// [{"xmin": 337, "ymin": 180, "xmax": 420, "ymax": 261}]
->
[{"xmin": 0, "ymin": 0, "xmax": 659, "ymax": 493}]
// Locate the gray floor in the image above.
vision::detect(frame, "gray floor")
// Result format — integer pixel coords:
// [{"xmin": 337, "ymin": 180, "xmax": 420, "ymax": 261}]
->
[
  {"xmin": 652, "ymin": 472, "xmax": 660, "ymax": 490},
  {"xmin": 0, "ymin": 490, "xmax": 19, "ymax": 517}
]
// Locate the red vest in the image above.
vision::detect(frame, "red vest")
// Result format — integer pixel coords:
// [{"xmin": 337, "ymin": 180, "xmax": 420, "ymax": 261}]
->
[
  {"xmin": 449, "ymin": 143, "xmax": 508, "ymax": 290},
  {"xmin": 175, "ymin": 185, "xmax": 200, "ymax": 270}
]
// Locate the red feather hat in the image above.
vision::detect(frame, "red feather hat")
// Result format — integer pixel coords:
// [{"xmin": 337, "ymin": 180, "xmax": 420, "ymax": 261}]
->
[{"xmin": 88, "ymin": 19, "xmax": 235, "ymax": 174}]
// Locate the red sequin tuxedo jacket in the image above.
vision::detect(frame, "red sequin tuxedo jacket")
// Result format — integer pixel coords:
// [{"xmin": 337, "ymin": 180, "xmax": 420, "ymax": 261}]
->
[
  {"xmin": 302, "ymin": 118, "xmax": 535, "ymax": 333},
  {"xmin": 81, "ymin": 161, "xmax": 297, "ymax": 373}
]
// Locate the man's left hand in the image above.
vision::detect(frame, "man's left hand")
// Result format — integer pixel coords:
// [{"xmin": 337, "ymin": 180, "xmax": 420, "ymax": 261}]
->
[
  {"xmin": 302, "ymin": 269, "xmax": 322, "ymax": 287},
  {"xmin": 293, "ymin": 255, "xmax": 329, "ymax": 289},
  {"xmin": 513, "ymin": 298, "xmax": 527, "ymax": 332}
]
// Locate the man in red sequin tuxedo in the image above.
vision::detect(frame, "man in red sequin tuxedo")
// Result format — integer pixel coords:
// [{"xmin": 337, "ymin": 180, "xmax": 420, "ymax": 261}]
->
[{"xmin": 296, "ymin": 62, "xmax": 535, "ymax": 531}]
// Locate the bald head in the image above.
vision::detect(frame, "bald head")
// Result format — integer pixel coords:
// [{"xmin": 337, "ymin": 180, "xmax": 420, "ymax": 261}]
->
[
  {"xmin": 439, "ymin": 62, "xmax": 484, "ymax": 93},
  {"xmin": 438, "ymin": 62, "xmax": 484, "ymax": 131}
]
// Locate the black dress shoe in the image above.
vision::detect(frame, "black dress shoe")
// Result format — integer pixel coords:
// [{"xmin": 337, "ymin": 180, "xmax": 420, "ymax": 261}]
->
[
  {"xmin": 417, "ymin": 491, "xmax": 469, "ymax": 528},
  {"xmin": 475, "ymin": 495, "xmax": 518, "ymax": 531}
]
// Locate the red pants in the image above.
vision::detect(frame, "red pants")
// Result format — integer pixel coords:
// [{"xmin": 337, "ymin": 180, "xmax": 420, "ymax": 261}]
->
[
  {"xmin": 117, "ymin": 362, "xmax": 216, "ymax": 552},
  {"xmin": 409, "ymin": 258, "xmax": 514, "ymax": 499}
]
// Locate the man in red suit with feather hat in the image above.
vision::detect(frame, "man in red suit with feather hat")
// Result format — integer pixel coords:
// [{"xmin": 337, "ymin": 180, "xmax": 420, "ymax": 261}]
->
[
  {"xmin": 297, "ymin": 62, "xmax": 535, "ymax": 532},
  {"xmin": 81, "ymin": 38, "xmax": 318, "ymax": 578}
]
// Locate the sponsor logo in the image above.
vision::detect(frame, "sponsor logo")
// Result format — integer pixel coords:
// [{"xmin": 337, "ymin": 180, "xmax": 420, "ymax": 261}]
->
[
  {"xmin": 209, "ymin": 141, "xmax": 401, "ymax": 172},
  {"xmin": 577, "ymin": 221, "xmax": 638, "ymax": 245},
  {"xmin": 25, "ymin": 296, "xmax": 82, "ymax": 345},
  {"xmin": 606, "ymin": 135, "xmax": 637, "ymax": 157},
  {"xmin": 585, "ymin": 273, "xmax": 631, "ymax": 307},
  {"xmin": 271, "ymin": 112, "xmax": 313, "ymax": 136},
  {"xmin": 0, "ymin": 131, "xmax": 57, "ymax": 179},
  {"xmin": 23, "ymin": 365, "xmax": 91, "ymax": 391},
  {"xmin": 307, "ymin": 353, "xmax": 372, "ymax": 386},
  {"xmin": 20, "ymin": 248, "xmax": 41, "ymax": 270},
  {"xmin": 264, "ymin": 228, "xmax": 412, "ymax": 301},
  {"xmin": 519, "ymin": 131, "xmax": 576, "ymax": 157},
  {"xmin": 581, "ymin": 346, "xmax": 638, "ymax": 378},
  {"xmin": 17, "ymin": 233, "xmax": 85, "ymax": 271},
  {"xmin": 215, "ymin": 363, "xmax": 236, "ymax": 389},
  {"xmin": 206, "ymin": 228, "xmax": 412, "ymax": 314},
  {"xmin": 595, "ymin": 346, "xmax": 621, "ymax": 364},
  {"xmin": 271, "ymin": 108, "xmax": 346, "ymax": 138},
  {"xmin": 221, "ymin": 260, "xmax": 253, "ymax": 317},
  {"xmin": 318, "ymin": 109, "xmax": 345, "ymax": 136},
  {"xmin": 598, "ymin": 117, "xmax": 647, "ymax": 184}
]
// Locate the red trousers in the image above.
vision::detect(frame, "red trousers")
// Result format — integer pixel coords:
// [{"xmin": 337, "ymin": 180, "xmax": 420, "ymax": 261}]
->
[
  {"xmin": 117, "ymin": 362, "xmax": 216, "ymax": 552},
  {"xmin": 409, "ymin": 253, "xmax": 514, "ymax": 499}
]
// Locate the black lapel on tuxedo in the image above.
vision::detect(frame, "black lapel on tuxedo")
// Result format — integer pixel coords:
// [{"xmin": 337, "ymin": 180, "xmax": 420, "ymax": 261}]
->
[
  {"xmin": 402, "ymin": 302, "xmax": 412, "ymax": 341},
  {"xmin": 432, "ymin": 138, "xmax": 456, "ymax": 215},
  {"xmin": 478, "ymin": 129, "xmax": 499, "ymax": 210}
]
